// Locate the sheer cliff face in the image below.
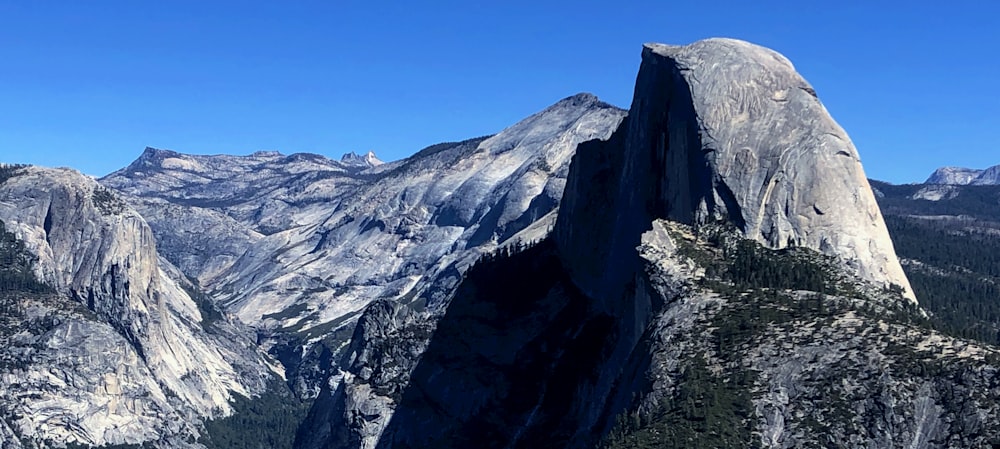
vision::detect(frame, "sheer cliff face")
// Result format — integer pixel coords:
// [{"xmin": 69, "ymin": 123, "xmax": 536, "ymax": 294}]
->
[
  {"xmin": 0, "ymin": 167, "xmax": 273, "ymax": 447},
  {"xmin": 333, "ymin": 39, "xmax": 944, "ymax": 449},
  {"xmin": 557, "ymin": 38, "xmax": 913, "ymax": 302}
]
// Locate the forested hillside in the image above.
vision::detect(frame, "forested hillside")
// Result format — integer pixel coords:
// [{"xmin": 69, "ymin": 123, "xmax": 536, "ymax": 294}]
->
[{"xmin": 873, "ymin": 180, "xmax": 1000, "ymax": 345}]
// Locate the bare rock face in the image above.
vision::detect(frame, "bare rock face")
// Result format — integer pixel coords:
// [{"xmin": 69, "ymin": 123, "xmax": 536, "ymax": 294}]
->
[
  {"xmin": 0, "ymin": 167, "xmax": 274, "ymax": 447},
  {"xmin": 557, "ymin": 38, "xmax": 913, "ymax": 302},
  {"xmin": 909, "ymin": 184, "xmax": 961, "ymax": 201},
  {"xmin": 971, "ymin": 164, "xmax": 1000, "ymax": 185},
  {"xmin": 340, "ymin": 150, "xmax": 384, "ymax": 168},
  {"xmin": 926, "ymin": 166, "xmax": 985, "ymax": 185},
  {"xmin": 276, "ymin": 95, "xmax": 626, "ymax": 448},
  {"xmin": 924, "ymin": 164, "xmax": 1000, "ymax": 185},
  {"xmin": 102, "ymin": 94, "xmax": 627, "ymax": 399}
]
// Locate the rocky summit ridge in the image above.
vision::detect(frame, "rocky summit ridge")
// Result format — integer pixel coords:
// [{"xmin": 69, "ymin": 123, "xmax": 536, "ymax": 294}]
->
[
  {"xmin": 925, "ymin": 164, "xmax": 1000, "ymax": 185},
  {"xmin": 340, "ymin": 150, "xmax": 384, "ymax": 168}
]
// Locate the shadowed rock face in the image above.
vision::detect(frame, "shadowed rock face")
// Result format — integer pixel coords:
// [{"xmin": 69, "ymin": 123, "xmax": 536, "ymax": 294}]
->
[
  {"xmin": 557, "ymin": 38, "xmax": 913, "ymax": 302},
  {"xmin": 287, "ymin": 95, "xmax": 627, "ymax": 448}
]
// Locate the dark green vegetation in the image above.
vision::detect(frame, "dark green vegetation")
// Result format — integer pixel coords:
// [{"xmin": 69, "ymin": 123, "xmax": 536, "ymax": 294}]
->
[
  {"xmin": 92, "ymin": 185, "xmax": 129, "ymax": 216},
  {"xmin": 872, "ymin": 181, "xmax": 1000, "ymax": 221},
  {"xmin": 872, "ymin": 180, "xmax": 1000, "ymax": 345},
  {"xmin": 674, "ymin": 224, "xmax": 862, "ymax": 297},
  {"xmin": 602, "ymin": 350, "xmax": 758, "ymax": 449},
  {"xmin": 724, "ymin": 239, "xmax": 828, "ymax": 291},
  {"xmin": 0, "ymin": 163, "xmax": 29, "ymax": 185},
  {"xmin": 886, "ymin": 216, "xmax": 1000, "ymax": 344},
  {"xmin": 712, "ymin": 236, "xmax": 844, "ymax": 295},
  {"xmin": 0, "ymin": 219, "xmax": 51, "ymax": 294},
  {"xmin": 63, "ymin": 443, "xmax": 144, "ymax": 449},
  {"xmin": 199, "ymin": 380, "xmax": 312, "ymax": 449},
  {"xmin": 0, "ymin": 165, "xmax": 45, "ymax": 294},
  {"xmin": 182, "ymin": 278, "xmax": 225, "ymax": 331}
]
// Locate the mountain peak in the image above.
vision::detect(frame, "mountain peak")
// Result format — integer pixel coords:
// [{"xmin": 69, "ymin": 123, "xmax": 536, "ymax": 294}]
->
[
  {"xmin": 557, "ymin": 92, "xmax": 598, "ymax": 104},
  {"xmin": 973, "ymin": 165, "xmax": 1000, "ymax": 185},
  {"xmin": 251, "ymin": 150, "xmax": 283, "ymax": 158},
  {"xmin": 122, "ymin": 146, "xmax": 183, "ymax": 172},
  {"xmin": 925, "ymin": 166, "xmax": 984, "ymax": 185},
  {"xmin": 139, "ymin": 146, "xmax": 179, "ymax": 160},
  {"xmin": 340, "ymin": 150, "xmax": 383, "ymax": 167},
  {"xmin": 548, "ymin": 92, "xmax": 616, "ymax": 112},
  {"xmin": 925, "ymin": 165, "xmax": 1000, "ymax": 185},
  {"xmin": 556, "ymin": 38, "xmax": 913, "ymax": 301}
]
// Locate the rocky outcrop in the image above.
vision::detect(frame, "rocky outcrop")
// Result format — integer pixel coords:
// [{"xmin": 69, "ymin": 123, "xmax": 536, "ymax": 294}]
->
[
  {"xmin": 295, "ymin": 299, "xmax": 434, "ymax": 449},
  {"xmin": 340, "ymin": 151, "xmax": 384, "ymax": 169},
  {"xmin": 909, "ymin": 184, "xmax": 961, "ymax": 201},
  {"xmin": 0, "ymin": 167, "xmax": 275, "ymax": 447},
  {"xmin": 556, "ymin": 38, "xmax": 913, "ymax": 302}
]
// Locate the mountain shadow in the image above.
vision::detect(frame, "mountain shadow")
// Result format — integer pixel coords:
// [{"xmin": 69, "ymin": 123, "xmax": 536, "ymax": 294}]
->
[{"xmin": 372, "ymin": 239, "xmax": 653, "ymax": 449}]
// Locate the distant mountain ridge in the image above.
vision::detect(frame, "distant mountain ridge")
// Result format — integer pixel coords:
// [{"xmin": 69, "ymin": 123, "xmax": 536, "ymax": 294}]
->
[
  {"xmin": 870, "ymin": 178, "xmax": 1000, "ymax": 345},
  {"xmin": 925, "ymin": 164, "xmax": 1000, "ymax": 185},
  {"xmin": 340, "ymin": 150, "xmax": 383, "ymax": 168}
]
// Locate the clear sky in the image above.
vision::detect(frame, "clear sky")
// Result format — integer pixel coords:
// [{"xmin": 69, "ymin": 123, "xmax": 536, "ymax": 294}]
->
[{"xmin": 0, "ymin": 1, "xmax": 996, "ymax": 183}]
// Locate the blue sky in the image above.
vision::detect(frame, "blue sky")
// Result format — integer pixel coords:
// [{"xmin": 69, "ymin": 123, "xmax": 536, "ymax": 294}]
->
[{"xmin": 0, "ymin": 1, "xmax": 996, "ymax": 183}]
